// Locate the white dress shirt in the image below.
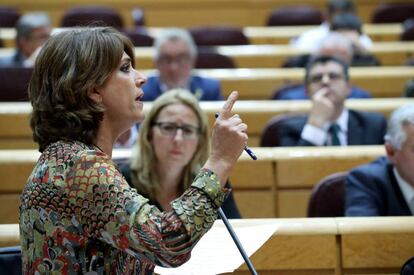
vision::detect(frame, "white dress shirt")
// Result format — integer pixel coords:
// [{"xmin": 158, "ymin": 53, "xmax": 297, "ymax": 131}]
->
[
  {"xmin": 301, "ymin": 109, "xmax": 349, "ymax": 146},
  {"xmin": 393, "ymin": 167, "xmax": 414, "ymax": 215}
]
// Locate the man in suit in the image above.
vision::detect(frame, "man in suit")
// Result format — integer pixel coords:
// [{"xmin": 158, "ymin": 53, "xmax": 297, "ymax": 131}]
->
[
  {"xmin": 0, "ymin": 12, "xmax": 51, "ymax": 68},
  {"xmin": 345, "ymin": 104, "xmax": 414, "ymax": 216},
  {"xmin": 276, "ymin": 55, "xmax": 386, "ymax": 146},
  {"xmin": 276, "ymin": 32, "xmax": 372, "ymax": 100},
  {"xmin": 142, "ymin": 28, "xmax": 223, "ymax": 101}
]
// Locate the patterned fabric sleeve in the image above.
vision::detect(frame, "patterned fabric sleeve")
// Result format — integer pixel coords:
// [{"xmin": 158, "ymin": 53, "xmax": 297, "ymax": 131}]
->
[{"xmin": 66, "ymin": 150, "xmax": 226, "ymax": 267}]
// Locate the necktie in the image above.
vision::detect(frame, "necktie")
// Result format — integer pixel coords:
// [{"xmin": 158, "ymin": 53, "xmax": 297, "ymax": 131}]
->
[{"xmin": 328, "ymin": 123, "xmax": 341, "ymax": 146}]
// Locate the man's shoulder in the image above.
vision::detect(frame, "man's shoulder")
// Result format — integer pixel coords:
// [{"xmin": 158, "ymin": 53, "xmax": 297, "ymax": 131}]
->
[
  {"xmin": 349, "ymin": 109, "xmax": 386, "ymax": 123},
  {"xmin": 350, "ymin": 156, "xmax": 390, "ymax": 177},
  {"xmin": 191, "ymin": 75, "xmax": 219, "ymax": 86}
]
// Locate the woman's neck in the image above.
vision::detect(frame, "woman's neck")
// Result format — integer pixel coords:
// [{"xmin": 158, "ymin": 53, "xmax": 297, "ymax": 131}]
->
[
  {"xmin": 94, "ymin": 122, "xmax": 117, "ymax": 158},
  {"xmin": 156, "ymin": 163, "xmax": 183, "ymax": 210}
]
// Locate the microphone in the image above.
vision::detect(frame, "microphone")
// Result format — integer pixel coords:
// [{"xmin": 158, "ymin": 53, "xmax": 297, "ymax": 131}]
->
[{"xmin": 218, "ymin": 208, "xmax": 258, "ymax": 275}]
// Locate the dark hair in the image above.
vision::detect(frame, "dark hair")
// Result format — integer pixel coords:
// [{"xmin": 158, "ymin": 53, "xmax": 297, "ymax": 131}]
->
[
  {"xmin": 29, "ymin": 27, "xmax": 135, "ymax": 151},
  {"xmin": 330, "ymin": 12, "xmax": 362, "ymax": 34},
  {"xmin": 305, "ymin": 55, "xmax": 350, "ymax": 84},
  {"xmin": 327, "ymin": 0, "xmax": 355, "ymax": 16}
]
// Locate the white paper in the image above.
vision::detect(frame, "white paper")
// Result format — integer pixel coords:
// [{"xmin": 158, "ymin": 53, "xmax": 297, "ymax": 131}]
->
[{"xmin": 155, "ymin": 220, "xmax": 278, "ymax": 275}]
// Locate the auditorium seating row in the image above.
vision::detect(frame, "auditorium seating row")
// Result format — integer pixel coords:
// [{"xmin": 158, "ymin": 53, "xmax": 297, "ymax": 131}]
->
[
  {"xmin": 1, "ymin": 0, "xmax": 413, "ymax": 27},
  {"xmin": 0, "ymin": 66, "xmax": 412, "ymax": 103},
  {"xmin": 0, "ymin": 99, "xmax": 412, "ymax": 148},
  {"xmin": 0, "ymin": 23, "xmax": 404, "ymax": 48},
  {"xmin": 1, "ymin": 217, "xmax": 413, "ymax": 274},
  {"xmin": 2, "ymin": 42, "xmax": 413, "ymax": 68},
  {"xmin": 0, "ymin": 145, "xmax": 384, "ymax": 223}
]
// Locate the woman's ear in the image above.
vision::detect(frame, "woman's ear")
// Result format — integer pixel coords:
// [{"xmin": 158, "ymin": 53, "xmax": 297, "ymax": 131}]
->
[{"xmin": 88, "ymin": 87, "xmax": 102, "ymax": 103}]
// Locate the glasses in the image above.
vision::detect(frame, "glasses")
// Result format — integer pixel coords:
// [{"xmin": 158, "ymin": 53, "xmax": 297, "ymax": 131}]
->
[
  {"xmin": 158, "ymin": 54, "xmax": 192, "ymax": 66},
  {"xmin": 153, "ymin": 122, "xmax": 200, "ymax": 139},
  {"xmin": 308, "ymin": 72, "xmax": 344, "ymax": 84}
]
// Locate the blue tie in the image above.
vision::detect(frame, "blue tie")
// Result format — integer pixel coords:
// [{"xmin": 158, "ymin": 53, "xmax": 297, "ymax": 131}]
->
[{"xmin": 328, "ymin": 123, "xmax": 341, "ymax": 146}]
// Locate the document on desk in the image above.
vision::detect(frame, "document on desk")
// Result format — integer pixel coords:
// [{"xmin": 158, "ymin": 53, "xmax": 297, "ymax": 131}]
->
[{"xmin": 155, "ymin": 219, "xmax": 279, "ymax": 275}]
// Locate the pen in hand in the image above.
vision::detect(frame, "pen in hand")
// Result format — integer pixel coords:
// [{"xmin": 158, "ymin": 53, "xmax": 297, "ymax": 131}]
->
[{"xmin": 215, "ymin": 113, "xmax": 257, "ymax": 160}]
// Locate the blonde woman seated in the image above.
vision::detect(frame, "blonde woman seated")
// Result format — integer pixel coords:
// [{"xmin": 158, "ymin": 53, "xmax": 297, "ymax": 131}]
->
[{"xmin": 121, "ymin": 89, "xmax": 241, "ymax": 218}]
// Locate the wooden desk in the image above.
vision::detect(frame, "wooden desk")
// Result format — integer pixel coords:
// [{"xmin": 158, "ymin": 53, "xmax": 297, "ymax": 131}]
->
[
  {"xmin": 0, "ymin": 0, "xmax": 412, "ymax": 27},
  {"xmin": 2, "ymin": 217, "xmax": 413, "ymax": 274},
  {"xmin": 0, "ymin": 23, "xmax": 403, "ymax": 48},
  {"xmin": 231, "ymin": 146, "xmax": 385, "ymax": 218},
  {"xmin": 1, "ymin": 99, "xmax": 412, "ymax": 149},
  {"xmin": 0, "ymin": 146, "xmax": 385, "ymax": 221}
]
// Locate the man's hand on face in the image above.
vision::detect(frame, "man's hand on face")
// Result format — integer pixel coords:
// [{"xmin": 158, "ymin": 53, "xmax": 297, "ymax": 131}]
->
[{"xmin": 307, "ymin": 87, "xmax": 336, "ymax": 128}]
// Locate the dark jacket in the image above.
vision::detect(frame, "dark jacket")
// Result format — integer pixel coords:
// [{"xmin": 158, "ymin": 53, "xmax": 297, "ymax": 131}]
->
[
  {"xmin": 345, "ymin": 156, "xmax": 412, "ymax": 216},
  {"xmin": 277, "ymin": 110, "xmax": 387, "ymax": 146},
  {"xmin": 142, "ymin": 75, "xmax": 223, "ymax": 101}
]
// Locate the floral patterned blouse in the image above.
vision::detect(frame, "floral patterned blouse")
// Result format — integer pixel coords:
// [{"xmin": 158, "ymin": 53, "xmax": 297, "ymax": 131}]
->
[{"xmin": 19, "ymin": 140, "xmax": 226, "ymax": 274}]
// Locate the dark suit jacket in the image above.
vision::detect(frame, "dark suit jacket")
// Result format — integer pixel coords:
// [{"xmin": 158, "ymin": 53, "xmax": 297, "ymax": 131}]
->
[
  {"xmin": 277, "ymin": 110, "xmax": 387, "ymax": 146},
  {"xmin": 142, "ymin": 75, "xmax": 223, "ymax": 101},
  {"xmin": 345, "ymin": 156, "xmax": 412, "ymax": 216},
  {"xmin": 0, "ymin": 51, "xmax": 25, "ymax": 68},
  {"xmin": 119, "ymin": 163, "xmax": 241, "ymax": 219}
]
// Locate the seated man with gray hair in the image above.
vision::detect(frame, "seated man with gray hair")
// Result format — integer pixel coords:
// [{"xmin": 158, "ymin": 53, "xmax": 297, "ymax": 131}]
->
[
  {"xmin": 0, "ymin": 12, "xmax": 51, "ymax": 67},
  {"xmin": 345, "ymin": 104, "xmax": 414, "ymax": 216},
  {"xmin": 142, "ymin": 28, "xmax": 223, "ymax": 101}
]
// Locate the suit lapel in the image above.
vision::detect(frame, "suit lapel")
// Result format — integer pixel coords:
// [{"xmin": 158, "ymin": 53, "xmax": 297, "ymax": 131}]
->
[
  {"xmin": 347, "ymin": 111, "xmax": 363, "ymax": 145},
  {"xmin": 387, "ymin": 162, "xmax": 413, "ymax": 215}
]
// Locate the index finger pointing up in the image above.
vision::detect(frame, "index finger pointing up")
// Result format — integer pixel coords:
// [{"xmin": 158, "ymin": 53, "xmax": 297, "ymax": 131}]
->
[{"xmin": 219, "ymin": 91, "xmax": 239, "ymax": 119}]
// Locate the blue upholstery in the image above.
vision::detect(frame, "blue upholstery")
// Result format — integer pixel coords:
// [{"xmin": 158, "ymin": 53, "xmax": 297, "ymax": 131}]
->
[{"xmin": 0, "ymin": 246, "xmax": 22, "ymax": 275}]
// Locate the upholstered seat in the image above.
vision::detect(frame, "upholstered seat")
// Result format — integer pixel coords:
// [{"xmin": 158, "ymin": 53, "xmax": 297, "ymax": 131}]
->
[
  {"xmin": 61, "ymin": 6, "xmax": 123, "ymax": 28},
  {"xmin": 266, "ymin": 5, "xmax": 323, "ymax": 26},
  {"xmin": 372, "ymin": 3, "xmax": 414, "ymax": 23},
  {"xmin": 195, "ymin": 47, "xmax": 236, "ymax": 69},
  {"xmin": 0, "ymin": 246, "xmax": 22, "ymax": 275},
  {"xmin": 260, "ymin": 113, "xmax": 303, "ymax": 147},
  {"xmin": 307, "ymin": 172, "xmax": 347, "ymax": 217},
  {"xmin": 0, "ymin": 67, "xmax": 32, "ymax": 101},
  {"xmin": 401, "ymin": 18, "xmax": 414, "ymax": 41},
  {"xmin": 0, "ymin": 6, "xmax": 20, "ymax": 27},
  {"xmin": 189, "ymin": 26, "xmax": 249, "ymax": 46},
  {"xmin": 122, "ymin": 28, "xmax": 154, "ymax": 47}
]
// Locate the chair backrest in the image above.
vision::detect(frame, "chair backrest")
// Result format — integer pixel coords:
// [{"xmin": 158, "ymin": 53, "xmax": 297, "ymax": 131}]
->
[
  {"xmin": 0, "ymin": 6, "xmax": 20, "ymax": 27},
  {"xmin": 307, "ymin": 172, "xmax": 347, "ymax": 217},
  {"xmin": 260, "ymin": 113, "xmax": 303, "ymax": 146},
  {"xmin": 195, "ymin": 47, "xmax": 236, "ymax": 69},
  {"xmin": 189, "ymin": 26, "xmax": 249, "ymax": 46},
  {"xmin": 0, "ymin": 246, "xmax": 22, "ymax": 275},
  {"xmin": 267, "ymin": 5, "xmax": 323, "ymax": 26},
  {"xmin": 132, "ymin": 7, "xmax": 145, "ymax": 26},
  {"xmin": 61, "ymin": 6, "xmax": 123, "ymax": 28},
  {"xmin": 122, "ymin": 28, "xmax": 154, "ymax": 47},
  {"xmin": 0, "ymin": 66, "xmax": 32, "ymax": 101},
  {"xmin": 401, "ymin": 18, "xmax": 414, "ymax": 41},
  {"xmin": 401, "ymin": 256, "xmax": 414, "ymax": 275},
  {"xmin": 372, "ymin": 3, "xmax": 414, "ymax": 23}
]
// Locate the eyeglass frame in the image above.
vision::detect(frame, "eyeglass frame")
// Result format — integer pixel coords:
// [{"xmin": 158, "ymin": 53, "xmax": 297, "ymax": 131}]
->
[
  {"xmin": 307, "ymin": 72, "xmax": 345, "ymax": 84},
  {"xmin": 152, "ymin": 121, "xmax": 201, "ymax": 139}
]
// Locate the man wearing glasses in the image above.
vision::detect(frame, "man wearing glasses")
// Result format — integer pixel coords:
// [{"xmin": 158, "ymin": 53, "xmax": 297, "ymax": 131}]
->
[
  {"xmin": 276, "ymin": 55, "xmax": 386, "ymax": 146},
  {"xmin": 142, "ymin": 28, "xmax": 223, "ymax": 101},
  {"xmin": 0, "ymin": 12, "xmax": 51, "ymax": 68}
]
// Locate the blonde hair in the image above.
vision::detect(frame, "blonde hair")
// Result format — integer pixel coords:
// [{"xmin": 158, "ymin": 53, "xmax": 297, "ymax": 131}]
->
[{"xmin": 129, "ymin": 89, "xmax": 209, "ymax": 200}]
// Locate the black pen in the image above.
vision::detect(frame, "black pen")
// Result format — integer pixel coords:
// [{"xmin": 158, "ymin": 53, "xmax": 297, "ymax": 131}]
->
[{"xmin": 215, "ymin": 113, "xmax": 257, "ymax": 160}]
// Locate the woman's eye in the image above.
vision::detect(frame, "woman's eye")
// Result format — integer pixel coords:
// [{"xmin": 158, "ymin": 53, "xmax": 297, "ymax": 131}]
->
[{"xmin": 120, "ymin": 63, "xmax": 131, "ymax": 73}]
